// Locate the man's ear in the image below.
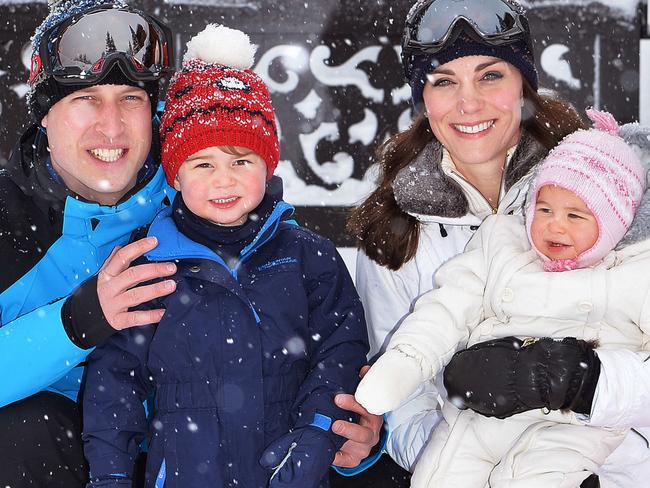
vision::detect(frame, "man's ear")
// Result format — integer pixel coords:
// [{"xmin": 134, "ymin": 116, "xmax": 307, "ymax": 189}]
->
[
  {"xmin": 41, "ymin": 114, "xmax": 48, "ymax": 128},
  {"xmin": 173, "ymin": 174, "xmax": 182, "ymax": 191}
]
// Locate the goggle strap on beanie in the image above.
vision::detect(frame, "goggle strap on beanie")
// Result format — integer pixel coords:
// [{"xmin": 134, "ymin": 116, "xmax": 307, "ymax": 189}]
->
[
  {"xmin": 159, "ymin": 24, "xmax": 280, "ymax": 186},
  {"xmin": 29, "ymin": 65, "xmax": 160, "ymax": 123}
]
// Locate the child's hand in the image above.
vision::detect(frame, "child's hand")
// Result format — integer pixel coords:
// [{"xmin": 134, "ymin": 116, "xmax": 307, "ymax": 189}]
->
[
  {"xmin": 260, "ymin": 427, "xmax": 336, "ymax": 488},
  {"xmin": 354, "ymin": 348, "xmax": 429, "ymax": 415}
]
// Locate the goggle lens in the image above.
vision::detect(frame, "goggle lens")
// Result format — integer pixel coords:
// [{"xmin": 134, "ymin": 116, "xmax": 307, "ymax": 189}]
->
[
  {"xmin": 38, "ymin": 7, "xmax": 173, "ymax": 85},
  {"xmin": 412, "ymin": 0, "xmax": 521, "ymax": 45}
]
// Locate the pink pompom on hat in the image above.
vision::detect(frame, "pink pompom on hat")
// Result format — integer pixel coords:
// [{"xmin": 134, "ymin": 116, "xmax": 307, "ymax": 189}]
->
[{"xmin": 525, "ymin": 109, "xmax": 647, "ymax": 271}]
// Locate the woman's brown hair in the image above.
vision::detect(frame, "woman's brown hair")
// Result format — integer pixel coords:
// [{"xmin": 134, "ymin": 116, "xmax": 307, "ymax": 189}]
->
[{"xmin": 347, "ymin": 81, "xmax": 587, "ymax": 270}]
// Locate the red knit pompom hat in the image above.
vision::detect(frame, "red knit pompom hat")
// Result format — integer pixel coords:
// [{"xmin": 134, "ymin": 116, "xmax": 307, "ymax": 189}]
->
[{"xmin": 160, "ymin": 24, "xmax": 279, "ymax": 185}]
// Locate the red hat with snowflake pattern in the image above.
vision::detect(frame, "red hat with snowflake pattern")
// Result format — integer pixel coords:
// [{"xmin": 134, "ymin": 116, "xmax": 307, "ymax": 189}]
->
[{"xmin": 160, "ymin": 24, "xmax": 279, "ymax": 185}]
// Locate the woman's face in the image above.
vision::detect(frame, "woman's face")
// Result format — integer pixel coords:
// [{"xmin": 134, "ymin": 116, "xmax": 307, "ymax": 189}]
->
[{"xmin": 423, "ymin": 55, "xmax": 524, "ymax": 172}]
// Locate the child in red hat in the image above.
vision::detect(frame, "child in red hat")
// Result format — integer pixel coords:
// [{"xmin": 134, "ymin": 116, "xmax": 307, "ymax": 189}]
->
[{"xmin": 83, "ymin": 24, "xmax": 368, "ymax": 488}]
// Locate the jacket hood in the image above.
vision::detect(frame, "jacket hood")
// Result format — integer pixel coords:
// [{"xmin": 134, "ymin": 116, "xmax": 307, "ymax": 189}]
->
[
  {"xmin": 391, "ymin": 130, "xmax": 546, "ymax": 220},
  {"xmin": 4, "ymin": 125, "xmax": 68, "ymax": 216}
]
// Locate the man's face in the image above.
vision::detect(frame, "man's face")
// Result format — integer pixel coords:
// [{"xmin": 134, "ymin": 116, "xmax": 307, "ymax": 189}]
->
[{"xmin": 41, "ymin": 84, "xmax": 152, "ymax": 205}]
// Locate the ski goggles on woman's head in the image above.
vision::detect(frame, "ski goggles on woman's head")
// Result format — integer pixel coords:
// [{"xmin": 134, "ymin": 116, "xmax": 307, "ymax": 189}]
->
[
  {"xmin": 402, "ymin": 0, "xmax": 532, "ymax": 79},
  {"xmin": 29, "ymin": 6, "xmax": 174, "ymax": 87}
]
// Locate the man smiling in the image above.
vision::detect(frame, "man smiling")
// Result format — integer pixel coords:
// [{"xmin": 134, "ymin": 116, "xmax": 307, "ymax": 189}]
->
[
  {"xmin": 41, "ymin": 84, "xmax": 155, "ymax": 205},
  {"xmin": 0, "ymin": 1, "xmax": 177, "ymax": 485}
]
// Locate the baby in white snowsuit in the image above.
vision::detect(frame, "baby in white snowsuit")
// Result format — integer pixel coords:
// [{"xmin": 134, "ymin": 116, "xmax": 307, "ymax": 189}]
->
[{"xmin": 355, "ymin": 109, "xmax": 650, "ymax": 488}]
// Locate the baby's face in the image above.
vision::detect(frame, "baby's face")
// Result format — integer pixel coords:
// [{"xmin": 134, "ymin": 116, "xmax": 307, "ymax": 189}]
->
[{"xmin": 530, "ymin": 185, "xmax": 599, "ymax": 261}]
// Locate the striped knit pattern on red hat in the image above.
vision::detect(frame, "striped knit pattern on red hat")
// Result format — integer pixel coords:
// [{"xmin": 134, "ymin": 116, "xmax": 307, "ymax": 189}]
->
[
  {"xmin": 160, "ymin": 25, "xmax": 279, "ymax": 186},
  {"xmin": 525, "ymin": 109, "xmax": 646, "ymax": 270}
]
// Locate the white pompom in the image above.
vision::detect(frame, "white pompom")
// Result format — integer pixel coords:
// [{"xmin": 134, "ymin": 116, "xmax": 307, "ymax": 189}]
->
[{"xmin": 183, "ymin": 24, "xmax": 256, "ymax": 69}]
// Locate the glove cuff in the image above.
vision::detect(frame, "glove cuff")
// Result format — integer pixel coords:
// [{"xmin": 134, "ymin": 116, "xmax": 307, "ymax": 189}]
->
[{"xmin": 564, "ymin": 347, "xmax": 601, "ymax": 414}]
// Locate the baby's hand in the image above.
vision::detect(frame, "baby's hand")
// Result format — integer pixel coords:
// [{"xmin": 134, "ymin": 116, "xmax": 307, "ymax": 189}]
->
[
  {"xmin": 354, "ymin": 348, "xmax": 427, "ymax": 415},
  {"xmin": 260, "ymin": 427, "xmax": 336, "ymax": 488}
]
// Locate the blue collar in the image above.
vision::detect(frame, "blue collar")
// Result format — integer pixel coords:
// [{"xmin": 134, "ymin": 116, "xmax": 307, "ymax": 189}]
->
[
  {"xmin": 145, "ymin": 200, "xmax": 295, "ymax": 271},
  {"xmin": 61, "ymin": 166, "xmax": 173, "ymax": 247}
]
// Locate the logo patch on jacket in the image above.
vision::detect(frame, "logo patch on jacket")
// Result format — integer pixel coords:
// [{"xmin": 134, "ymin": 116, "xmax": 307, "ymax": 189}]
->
[{"xmin": 257, "ymin": 257, "xmax": 298, "ymax": 272}]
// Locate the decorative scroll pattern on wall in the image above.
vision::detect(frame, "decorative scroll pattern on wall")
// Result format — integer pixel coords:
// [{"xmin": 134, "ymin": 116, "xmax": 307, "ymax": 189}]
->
[{"xmin": 0, "ymin": 0, "xmax": 641, "ymax": 244}]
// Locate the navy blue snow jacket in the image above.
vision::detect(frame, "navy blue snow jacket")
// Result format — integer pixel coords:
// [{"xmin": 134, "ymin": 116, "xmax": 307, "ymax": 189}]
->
[{"xmin": 83, "ymin": 185, "xmax": 369, "ymax": 488}]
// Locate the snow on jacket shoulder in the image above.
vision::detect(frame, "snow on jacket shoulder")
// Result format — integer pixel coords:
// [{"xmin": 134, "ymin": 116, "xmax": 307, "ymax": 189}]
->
[{"xmin": 83, "ymin": 203, "xmax": 369, "ymax": 488}]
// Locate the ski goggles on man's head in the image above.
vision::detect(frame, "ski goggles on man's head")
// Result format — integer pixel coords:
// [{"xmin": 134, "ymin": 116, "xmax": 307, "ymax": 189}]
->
[
  {"xmin": 402, "ymin": 0, "xmax": 532, "ymax": 79},
  {"xmin": 29, "ymin": 6, "xmax": 174, "ymax": 87}
]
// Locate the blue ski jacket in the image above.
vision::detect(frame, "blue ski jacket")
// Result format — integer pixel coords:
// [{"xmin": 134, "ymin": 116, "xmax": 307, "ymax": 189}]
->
[{"xmin": 0, "ymin": 125, "xmax": 172, "ymax": 406}]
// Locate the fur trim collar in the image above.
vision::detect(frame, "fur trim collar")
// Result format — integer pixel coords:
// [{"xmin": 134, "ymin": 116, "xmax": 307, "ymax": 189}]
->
[
  {"xmin": 617, "ymin": 122, "xmax": 650, "ymax": 248},
  {"xmin": 392, "ymin": 130, "xmax": 547, "ymax": 219},
  {"xmin": 617, "ymin": 191, "xmax": 650, "ymax": 249}
]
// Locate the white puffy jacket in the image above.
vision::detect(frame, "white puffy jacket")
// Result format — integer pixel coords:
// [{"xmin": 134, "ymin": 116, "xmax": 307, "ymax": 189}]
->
[
  {"xmin": 379, "ymin": 214, "xmax": 650, "ymax": 486},
  {"xmin": 355, "ymin": 135, "xmax": 650, "ymax": 487}
]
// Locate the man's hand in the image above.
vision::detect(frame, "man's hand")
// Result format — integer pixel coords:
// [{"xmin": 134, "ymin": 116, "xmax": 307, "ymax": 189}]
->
[
  {"xmin": 332, "ymin": 366, "xmax": 383, "ymax": 468},
  {"xmin": 97, "ymin": 237, "xmax": 177, "ymax": 330}
]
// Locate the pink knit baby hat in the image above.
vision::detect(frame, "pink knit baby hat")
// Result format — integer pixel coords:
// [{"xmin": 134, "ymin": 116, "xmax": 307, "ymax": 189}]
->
[{"xmin": 525, "ymin": 109, "xmax": 646, "ymax": 271}]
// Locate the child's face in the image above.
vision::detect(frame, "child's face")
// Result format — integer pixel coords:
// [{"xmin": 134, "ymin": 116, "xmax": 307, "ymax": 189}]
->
[
  {"xmin": 530, "ymin": 185, "xmax": 599, "ymax": 262},
  {"xmin": 173, "ymin": 146, "xmax": 267, "ymax": 226}
]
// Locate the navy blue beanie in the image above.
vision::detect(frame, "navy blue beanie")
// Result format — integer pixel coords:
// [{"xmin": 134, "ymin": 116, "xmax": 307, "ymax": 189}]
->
[
  {"xmin": 28, "ymin": 0, "xmax": 159, "ymax": 122},
  {"xmin": 409, "ymin": 36, "xmax": 538, "ymax": 112}
]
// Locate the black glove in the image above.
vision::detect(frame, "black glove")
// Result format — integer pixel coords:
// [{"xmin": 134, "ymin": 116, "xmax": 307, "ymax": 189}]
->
[{"xmin": 443, "ymin": 337, "xmax": 600, "ymax": 419}]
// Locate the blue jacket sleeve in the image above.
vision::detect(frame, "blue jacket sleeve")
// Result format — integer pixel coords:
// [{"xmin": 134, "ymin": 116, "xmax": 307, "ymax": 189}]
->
[
  {"xmin": 83, "ymin": 324, "xmax": 155, "ymax": 480},
  {"xmin": 0, "ymin": 298, "xmax": 89, "ymax": 407},
  {"xmin": 291, "ymin": 238, "xmax": 369, "ymax": 444}
]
